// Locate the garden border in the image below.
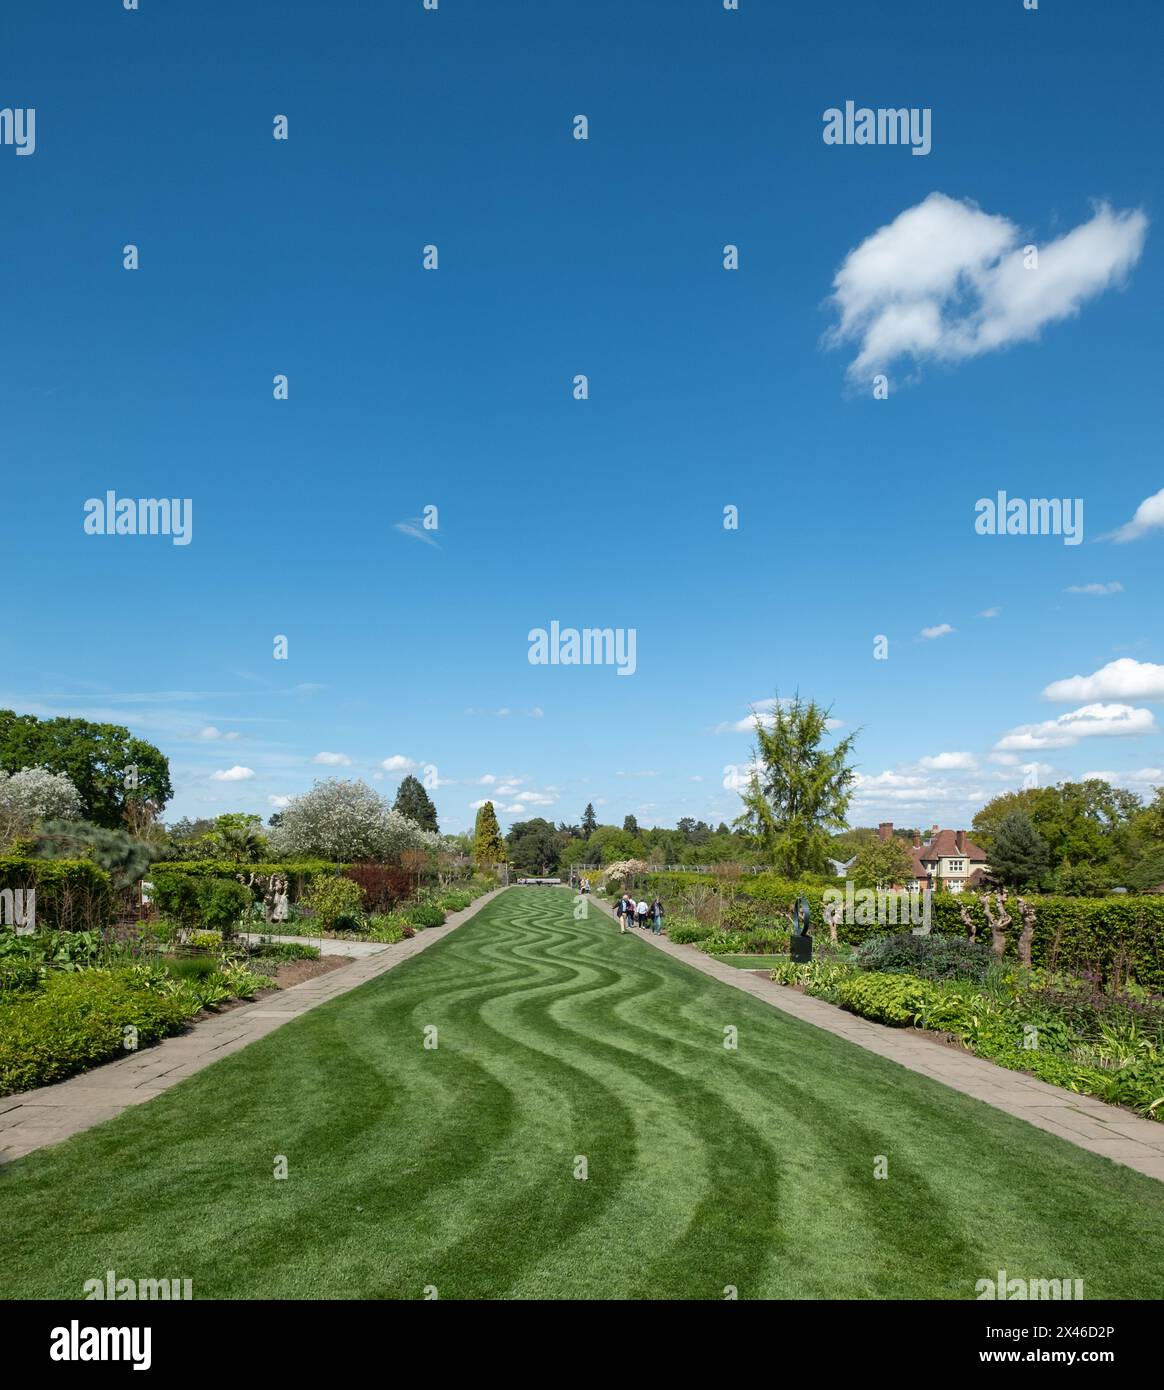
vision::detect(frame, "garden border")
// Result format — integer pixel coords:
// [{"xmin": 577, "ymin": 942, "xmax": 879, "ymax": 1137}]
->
[
  {"xmin": 0, "ymin": 887, "xmax": 506, "ymax": 1164},
  {"xmin": 587, "ymin": 894, "xmax": 1164, "ymax": 1183}
]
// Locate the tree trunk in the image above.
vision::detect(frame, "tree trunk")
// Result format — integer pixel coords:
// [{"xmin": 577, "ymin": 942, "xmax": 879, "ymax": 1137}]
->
[
  {"xmin": 980, "ymin": 890, "xmax": 1011, "ymax": 959},
  {"xmin": 958, "ymin": 899, "xmax": 978, "ymax": 943},
  {"xmin": 1015, "ymin": 896, "xmax": 1037, "ymax": 969}
]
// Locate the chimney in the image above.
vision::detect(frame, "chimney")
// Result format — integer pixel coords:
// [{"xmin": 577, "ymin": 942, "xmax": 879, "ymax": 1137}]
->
[
  {"xmin": 913, "ymin": 830, "xmax": 921, "ymax": 849},
  {"xmin": 955, "ymin": 830, "xmax": 966, "ymax": 853},
  {"xmin": 931, "ymin": 823, "xmax": 939, "ymax": 837},
  {"xmin": 878, "ymin": 821, "xmax": 893, "ymax": 843}
]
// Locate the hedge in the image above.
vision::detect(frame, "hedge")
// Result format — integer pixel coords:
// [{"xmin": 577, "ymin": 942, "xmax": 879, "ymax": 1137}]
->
[
  {"xmin": 0, "ymin": 856, "xmax": 114, "ymax": 932},
  {"xmin": 644, "ymin": 870, "xmax": 1164, "ymax": 991},
  {"xmin": 150, "ymin": 861, "xmax": 345, "ymax": 901},
  {"xmin": 0, "ymin": 969, "xmax": 189, "ymax": 1095}
]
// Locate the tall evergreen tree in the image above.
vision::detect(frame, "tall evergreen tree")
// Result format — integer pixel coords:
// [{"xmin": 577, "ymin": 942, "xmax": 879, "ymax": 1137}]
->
[
  {"xmin": 623, "ymin": 814, "xmax": 640, "ymax": 836},
  {"xmin": 989, "ymin": 812, "xmax": 1050, "ymax": 888},
  {"xmin": 393, "ymin": 774, "xmax": 439, "ymax": 833},
  {"xmin": 581, "ymin": 802, "xmax": 598, "ymax": 836},
  {"xmin": 473, "ymin": 801, "xmax": 506, "ymax": 867}
]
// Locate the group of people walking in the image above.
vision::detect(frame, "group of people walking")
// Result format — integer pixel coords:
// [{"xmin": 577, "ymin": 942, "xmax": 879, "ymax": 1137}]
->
[{"xmin": 614, "ymin": 892, "xmax": 664, "ymax": 935}]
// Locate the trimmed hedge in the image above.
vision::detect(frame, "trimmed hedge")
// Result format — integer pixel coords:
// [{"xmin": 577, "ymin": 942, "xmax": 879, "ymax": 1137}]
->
[
  {"xmin": 152, "ymin": 861, "xmax": 345, "ymax": 901},
  {"xmin": 0, "ymin": 969, "xmax": 189, "ymax": 1095},
  {"xmin": 148, "ymin": 872, "xmax": 251, "ymax": 932},
  {"xmin": 0, "ymin": 856, "xmax": 114, "ymax": 931},
  {"xmin": 645, "ymin": 870, "xmax": 1164, "ymax": 991}
]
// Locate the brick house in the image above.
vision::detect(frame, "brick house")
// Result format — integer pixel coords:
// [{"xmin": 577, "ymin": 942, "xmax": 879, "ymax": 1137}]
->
[{"xmin": 876, "ymin": 821, "xmax": 990, "ymax": 893}]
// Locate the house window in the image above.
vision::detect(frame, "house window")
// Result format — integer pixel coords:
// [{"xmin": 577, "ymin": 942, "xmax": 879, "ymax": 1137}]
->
[{"xmin": 949, "ymin": 859, "xmax": 964, "ymax": 873}]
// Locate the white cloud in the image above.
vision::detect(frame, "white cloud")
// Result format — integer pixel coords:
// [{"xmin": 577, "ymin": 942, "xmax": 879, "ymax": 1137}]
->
[
  {"xmin": 919, "ymin": 752, "xmax": 978, "ymax": 770},
  {"xmin": 268, "ymin": 794, "xmax": 291, "ymax": 808},
  {"xmin": 380, "ymin": 755, "xmax": 417, "ymax": 773},
  {"xmin": 1103, "ymin": 486, "xmax": 1164, "ymax": 543},
  {"xmin": 995, "ymin": 702, "xmax": 1157, "ymax": 751},
  {"xmin": 690, "ymin": 775, "xmax": 705, "ymax": 782},
  {"xmin": 1043, "ymin": 658, "xmax": 1164, "ymax": 703},
  {"xmin": 828, "ymin": 193, "xmax": 1148, "ymax": 380},
  {"xmin": 1081, "ymin": 767, "xmax": 1164, "ymax": 790},
  {"xmin": 979, "ymin": 608, "xmax": 1001, "ymax": 619},
  {"xmin": 617, "ymin": 769, "xmax": 660, "ymax": 778},
  {"xmin": 198, "ymin": 726, "xmax": 240, "ymax": 741},
  {"xmin": 1064, "ymin": 582, "xmax": 1123, "ymax": 595},
  {"xmin": 920, "ymin": 623, "xmax": 955, "ymax": 640},
  {"xmin": 312, "ymin": 751, "xmax": 352, "ymax": 766},
  {"xmin": 211, "ymin": 765, "xmax": 255, "ymax": 782}
]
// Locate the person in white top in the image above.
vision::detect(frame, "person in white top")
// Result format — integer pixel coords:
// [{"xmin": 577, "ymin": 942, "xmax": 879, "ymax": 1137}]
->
[{"xmin": 636, "ymin": 899, "xmax": 649, "ymax": 929}]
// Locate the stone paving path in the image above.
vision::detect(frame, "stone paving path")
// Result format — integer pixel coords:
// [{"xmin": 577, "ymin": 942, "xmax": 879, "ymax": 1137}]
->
[
  {"xmin": 0, "ymin": 888, "xmax": 506, "ymax": 1164},
  {"xmin": 592, "ymin": 895, "xmax": 1164, "ymax": 1183}
]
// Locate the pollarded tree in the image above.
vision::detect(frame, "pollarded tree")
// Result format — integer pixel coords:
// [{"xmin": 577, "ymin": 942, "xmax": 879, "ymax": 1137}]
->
[
  {"xmin": 393, "ymin": 774, "xmax": 439, "ymax": 833},
  {"xmin": 267, "ymin": 779, "xmax": 440, "ymax": 863},
  {"xmin": 737, "ymin": 693, "xmax": 858, "ymax": 879},
  {"xmin": 473, "ymin": 801, "xmax": 506, "ymax": 868}
]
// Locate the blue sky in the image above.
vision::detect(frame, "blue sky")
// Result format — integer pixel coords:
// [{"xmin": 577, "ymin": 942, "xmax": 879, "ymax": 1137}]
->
[{"xmin": 3, "ymin": 0, "xmax": 1162, "ymax": 836}]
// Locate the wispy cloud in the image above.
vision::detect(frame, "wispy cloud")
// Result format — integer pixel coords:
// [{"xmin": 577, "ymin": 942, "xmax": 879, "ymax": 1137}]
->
[
  {"xmin": 920, "ymin": 623, "xmax": 955, "ymax": 640},
  {"xmin": 393, "ymin": 518, "xmax": 440, "ymax": 548},
  {"xmin": 1064, "ymin": 582, "xmax": 1123, "ymax": 595},
  {"xmin": 211, "ymin": 765, "xmax": 255, "ymax": 781}
]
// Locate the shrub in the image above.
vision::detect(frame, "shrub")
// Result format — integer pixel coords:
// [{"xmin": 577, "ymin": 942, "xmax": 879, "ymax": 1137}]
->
[
  {"xmin": 362, "ymin": 915, "xmax": 407, "ymax": 944},
  {"xmin": 248, "ymin": 941, "xmax": 321, "ymax": 963},
  {"xmin": 0, "ymin": 969, "xmax": 189, "ymax": 1095},
  {"xmin": 0, "ymin": 856, "xmax": 114, "ymax": 932},
  {"xmin": 854, "ymin": 932, "xmax": 994, "ymax": 982},
  {"xmin": 345, "ymin": 862, "xmax": 412, "ymax": 912},
  {"xmin": 436, "ymin": 890, "xmax": 472, "ymax": 912},
  {"xmin": 304, "ymin": 876, "xmax": 364, "ymax": 932},
  {"xmin": 665, "ymin": 919, "xmax": 715, "ymax": 945},
  {"xmin": 404, "ymin": 901, "xmax": 445, "ymax": 929},
  {"xmin": 149, "ymin": 873, "xmax": 249, "ymax": 935},
  {"xmin": 187, "ymin": 930, "xmax": 223, "ymax": 951},
  {"xmin": 0, "ymin": 960, "xmax": 43, "ymax": 997},
  {"xmin": 835, "ymin": 973, "xmax": 974, "ymax": 1033}
]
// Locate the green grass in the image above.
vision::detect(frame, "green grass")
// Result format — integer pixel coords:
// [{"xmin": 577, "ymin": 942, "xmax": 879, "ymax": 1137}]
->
[{"xmin": 2, "ymin": 887, "xmax": 1163, "ymax": 1299}]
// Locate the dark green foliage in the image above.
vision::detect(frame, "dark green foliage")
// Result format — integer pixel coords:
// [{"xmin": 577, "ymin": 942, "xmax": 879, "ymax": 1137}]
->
[
  {"xmin": 248, "ymin": 942, "xmax": 321, "ymax": 963},
  {"xmin": 854, "ymin": 932, "xmax": 994, "ymax": 982},
  {"xmin": 34, "ymin": 820, "xmax": 153, "ymax": 889},
  {"xmin": 149, "ymin": 872, "xmax": 250, "ymax": 933},
  {"xmin": 0, "ymin": 710, "xmax": 172, "ymax": 829},
  {"xmin": 990, "ymin": 812, "xmax": 1051, "ymax": 888},
  {"xmin": 404, "ymin": 901, "xmax": 446, "ymax": 929},
  {"xmin": 392, "ymin": 775, "xmax": 439, "ymax": 833},
  {"xmin": 505, "ymin": 818, "xmax": 560, "ymax": 874}
]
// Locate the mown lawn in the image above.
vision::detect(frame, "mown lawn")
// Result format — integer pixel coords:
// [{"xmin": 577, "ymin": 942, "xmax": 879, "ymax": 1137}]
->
[{"xmin": 3, "ymin": 887, "xmax": 1163, "ymax": 1299}]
